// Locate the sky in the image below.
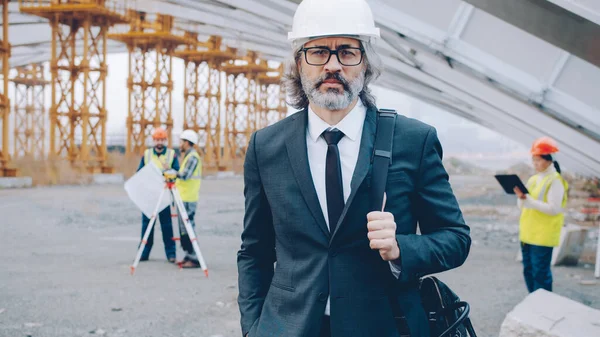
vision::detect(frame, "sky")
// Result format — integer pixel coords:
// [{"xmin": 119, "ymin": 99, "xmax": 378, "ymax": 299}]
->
[{"xmin": 10, "ymin": 52, "xmax": 530, "ymax": 170}]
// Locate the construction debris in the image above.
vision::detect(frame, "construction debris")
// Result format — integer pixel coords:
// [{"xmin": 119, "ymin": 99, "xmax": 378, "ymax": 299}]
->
[{"xmin": 499, "ymin": 289, "xmax": 600, "ymax": 337}]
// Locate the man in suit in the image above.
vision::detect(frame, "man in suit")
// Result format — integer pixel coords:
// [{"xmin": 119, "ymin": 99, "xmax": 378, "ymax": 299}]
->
[{"xmin": 237, "ymin": 0, "xmax": 471, "ymax": 336}]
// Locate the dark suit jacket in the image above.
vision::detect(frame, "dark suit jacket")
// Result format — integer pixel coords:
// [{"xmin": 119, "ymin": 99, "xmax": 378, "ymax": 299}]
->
[{"xmin": 237, "ymin": 106, "xmax": 471, "ymax": 337}]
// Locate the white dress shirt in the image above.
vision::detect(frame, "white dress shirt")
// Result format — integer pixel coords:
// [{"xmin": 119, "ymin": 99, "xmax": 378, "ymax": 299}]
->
[
  {"xmin": 306, "ymin": 99, "xmax": 401, "ymax": 316},
  {"xmin": 517, "ymin": 165, "xmax": 566, "ymax": 215}
]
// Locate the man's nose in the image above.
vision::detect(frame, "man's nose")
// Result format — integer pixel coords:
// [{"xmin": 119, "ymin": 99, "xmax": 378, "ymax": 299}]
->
[{"xmin": 324, "ymin": 52, "xmax": 342, "ymax": 73}]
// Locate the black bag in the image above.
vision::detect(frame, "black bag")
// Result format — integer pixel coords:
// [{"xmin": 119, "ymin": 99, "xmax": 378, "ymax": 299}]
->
[
  {"xmin": 418, "ymin": 276, "xmax": 476, "ymax": 337},
  {"xmin": 371, "ymin": 109, "xmax": 477, "ymax": 337}
]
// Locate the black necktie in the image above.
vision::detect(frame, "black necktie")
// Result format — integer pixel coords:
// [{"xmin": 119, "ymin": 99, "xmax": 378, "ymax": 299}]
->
[{"xmin": 322, "ymin": 129, "xmax": 345, "ymax": 233}]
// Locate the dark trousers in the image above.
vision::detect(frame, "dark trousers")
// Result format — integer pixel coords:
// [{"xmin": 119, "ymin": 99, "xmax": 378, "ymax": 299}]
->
[
  {"xmin": 141, "ymin": 207, "xmax": 175, "ymax": 260},
  {"xmin": 521, "ymin": 242, "xmax": 553, "ymax": 293},
  {"xmin": 319, "ymin": 316, "xmax": 331, "ymax": 337}
]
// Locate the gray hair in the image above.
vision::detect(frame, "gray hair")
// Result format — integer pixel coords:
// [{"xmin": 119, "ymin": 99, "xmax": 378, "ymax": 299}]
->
[{"xmin": 282, "ymin": 40, "xmax": 383, "ymax": 111}]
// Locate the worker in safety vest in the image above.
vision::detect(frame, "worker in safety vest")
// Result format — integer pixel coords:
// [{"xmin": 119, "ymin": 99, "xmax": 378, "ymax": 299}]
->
[
  {"xmin": 514, "ymin": 136, "xmax": 568, "ymax": 293},
  {"xmin": 175, "ymin": 129, "xmax": 203, "ymax": 268},
  {"xmin": 137, "ymin": 127, "xmax": 180, "ymax": 263}
]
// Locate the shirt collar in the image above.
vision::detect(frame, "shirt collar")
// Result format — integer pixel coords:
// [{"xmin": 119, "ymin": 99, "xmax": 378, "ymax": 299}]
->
[
  {"xmin": 184, "ymin": 147, "xmax": 196, "ymax": 155},
  {"xmin": 307, "ymin": 99, "xmax": 366, "ymax": 143},
  {"xmin": 539, "ymin": 164, "xmax": 556, "ymax": 176}
]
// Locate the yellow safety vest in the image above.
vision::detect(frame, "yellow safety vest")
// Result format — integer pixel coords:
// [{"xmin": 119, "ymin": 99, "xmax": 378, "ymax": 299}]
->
[
  {"xmin": 176, "ymin": 150, "xmax": 202, "ymax": 202},
  {"xmin": 519, "ymin": 172, "xmax": 568, "ymax": 247},
  {"xmin": 143, "ymin": 148, "xmax": 176, "ymax": 170}
]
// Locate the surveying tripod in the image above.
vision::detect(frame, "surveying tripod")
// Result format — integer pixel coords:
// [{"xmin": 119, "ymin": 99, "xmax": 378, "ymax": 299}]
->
[{"xmin": 131, "ymin": 169, "xmax": 208, "ymax": 277}]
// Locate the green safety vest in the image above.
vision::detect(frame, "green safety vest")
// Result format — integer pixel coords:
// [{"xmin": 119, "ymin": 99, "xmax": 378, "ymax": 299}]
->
[
  {"xmin": 519, "ymin": 172, "xmax": 568, "ymax": 247},
  {"xmin": 176, "ymin": 150, "xmax": 202, "ymax": 202},
  {"xmin": 143, "ymin": 148, "xmax": 175, "ymax": 170}
]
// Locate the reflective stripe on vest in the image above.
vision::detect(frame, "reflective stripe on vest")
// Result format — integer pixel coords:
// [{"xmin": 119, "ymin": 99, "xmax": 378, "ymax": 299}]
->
[
  {"xmin": 519, "ymin": 172, "xmax": 568, "ymax": 247},
  {"xmin": 536, "ymin": 176, "xmax": 553, "ymax": 202}
]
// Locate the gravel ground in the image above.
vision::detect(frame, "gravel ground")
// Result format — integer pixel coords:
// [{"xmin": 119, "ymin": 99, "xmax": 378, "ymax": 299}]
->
[{"xmin": 0, "ymin": 175, "xmax": 598, "ymax": 337}]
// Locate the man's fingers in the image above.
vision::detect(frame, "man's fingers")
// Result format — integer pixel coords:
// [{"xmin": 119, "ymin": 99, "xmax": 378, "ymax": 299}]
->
[
  {"xmin": 369, "ymin": 239, "xmax": 383, "ymax": 250},
  {"xmin": 369, "ymin": 237, "xmax": 401, "ymax": 261},
  {"xmin": 367, "ymin": 211, "xmax": 394, "ymax": 222},
  {"xmin": 380, "ymin": 250, "xmax": 395, "ymax": 261},
  {"xmin": 369, "ymin": 238, "xmax": 395, "ymax": 250},
  {"xmin": 367, "ymin": 220, "xmax": 386, "ymax": 231},
  {"xmin": 367, "ymin": 220, "xmax": 396, "ymax": 232},
  {"xmin": 367, "ymin": 229, "xmax": 395, "ymax": 240}
]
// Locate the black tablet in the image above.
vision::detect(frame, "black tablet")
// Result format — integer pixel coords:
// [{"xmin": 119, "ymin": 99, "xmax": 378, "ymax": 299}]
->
[{"xmin": 494, "ymin": 174, "xmax": 529, "ymax": 194}]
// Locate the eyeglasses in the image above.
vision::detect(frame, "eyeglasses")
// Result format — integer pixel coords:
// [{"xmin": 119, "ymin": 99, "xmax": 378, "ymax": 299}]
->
[{"xmin": 302, "ymin": 46, "xmax": 365, "ymax": 66}]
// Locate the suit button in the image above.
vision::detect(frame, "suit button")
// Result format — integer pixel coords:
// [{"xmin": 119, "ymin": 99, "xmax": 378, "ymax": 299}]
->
[{"xmin": 318, "ymin": 292, "xmax": 327, "ymax": 302}]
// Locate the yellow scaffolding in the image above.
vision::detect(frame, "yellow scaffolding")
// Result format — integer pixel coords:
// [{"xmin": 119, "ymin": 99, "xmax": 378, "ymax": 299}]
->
[
  {"xmin": 222, "ymin": 51, "xmax": 270, "ymax": 171},
  {"xmin": 109, "ymin": 11, "xmax": 191, "ymax": 156},
  {"xmin": 19, "ymin": 0, "xmax": 128, "ymax": 173},
  {"xmin": 174, "ymin": 34, "xmax": 236, "ymax": 171},
  {"xmin": 0, "ymin": 0, "xmax": 14, "ymax": 176},
  {"xmin": 257, "ymin": 64, "xmax": 286, "ymax": 130},
  {"xmin": 11, "ymin": 63, "xmax": 49, "ymax": 159}
]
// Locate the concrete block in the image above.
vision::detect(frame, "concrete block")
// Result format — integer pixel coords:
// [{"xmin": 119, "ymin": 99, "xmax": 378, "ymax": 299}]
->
[
  {"xmin": 552, "ymin": 224, "xmax": 589, "ymax": 266},
  {"xmin": 499, "ymin": 289, "xmax": 600, "ymax": 337},
  {"xmin": 0, "ymin": 177, "xmax": 32, "ymax": 189},
  {"xmin": 92, "ymin": 173, "xmax": 125, "ymax": 185}
]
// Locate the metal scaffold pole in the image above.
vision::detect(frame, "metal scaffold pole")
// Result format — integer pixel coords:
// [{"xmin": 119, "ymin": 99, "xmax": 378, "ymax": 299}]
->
[
  {"xmin": 109, "ymin": 11, "xmax": 191, "ymax": 156},
  {"xmin": 19, "ymin": 0, "xmax": 128, "ymax": 173},
  {"xmin": 257, "ymin": 63, "xmax": 286, "ymax": 130},
  {"xmin": 0, "ymin": 0, "xmax": 14, "ymax": 177},
  {"xmin": 174, "ymin": 34, "xmax": 236, "ymax": 172},
  {"xmin": 222, "ymin": 51, "xmax": 269, "ymax": 171},
  {"xmin": 11, "ymin": 63, "xmax": 49, "ymax": 159}
]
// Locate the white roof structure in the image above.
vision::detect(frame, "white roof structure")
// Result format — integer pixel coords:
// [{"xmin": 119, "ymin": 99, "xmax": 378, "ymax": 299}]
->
[{"xmin": 4, "ymin": 0, "xmax": 600, "ymax": 175}]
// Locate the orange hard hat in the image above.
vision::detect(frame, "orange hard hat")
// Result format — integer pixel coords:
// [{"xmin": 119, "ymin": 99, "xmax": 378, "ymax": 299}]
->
[
  {"xmin": 531, "ymin": 136, "xmax": 559, "ymax": 155},
  {"xmin": 152, "ymin": 127, "xmax": 168, "ymax": 140}
]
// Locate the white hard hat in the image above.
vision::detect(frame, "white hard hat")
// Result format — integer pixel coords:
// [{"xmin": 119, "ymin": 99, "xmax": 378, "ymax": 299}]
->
[
  {"xmin": 288, "ymin": 0, "xmax": 380, "ymax": 47},
  {"xmin": 180, "ymin": 129, "xmax": 199, "ymax": 145}
]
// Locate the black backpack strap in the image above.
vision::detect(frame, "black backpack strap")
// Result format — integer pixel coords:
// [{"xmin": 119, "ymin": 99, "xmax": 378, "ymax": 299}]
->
[{"xmin": 370, "ymin": 108, "xmax": 397, "ymax": 212}]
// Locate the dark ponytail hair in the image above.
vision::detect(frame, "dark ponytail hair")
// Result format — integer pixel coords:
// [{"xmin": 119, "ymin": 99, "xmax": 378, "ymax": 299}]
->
[
  {"xmin": 541, "ymin": 154, "xmax": 561, "ymax": 174},
  {"xmin": 553, "ymin": 161, "xmax": 561, "ymax": 174}
]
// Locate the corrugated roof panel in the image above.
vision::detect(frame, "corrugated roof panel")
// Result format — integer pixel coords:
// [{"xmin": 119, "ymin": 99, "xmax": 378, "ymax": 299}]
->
[
  {"xmin": 461, "ymin": 9, "xmax": 564, "ymax": 81},
  {"xmin": 384, "ymin": 0, "xmax": 462, "ymax": 32},
  {"xmin": 554, "ymin": 56, "xmax": 600, "ymax": 110}
]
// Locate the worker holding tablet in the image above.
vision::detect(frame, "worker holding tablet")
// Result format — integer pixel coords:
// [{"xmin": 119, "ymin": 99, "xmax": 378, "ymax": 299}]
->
[{"xmin": 513, "ymin": 136, "xmax": 568, "ymax": 293}]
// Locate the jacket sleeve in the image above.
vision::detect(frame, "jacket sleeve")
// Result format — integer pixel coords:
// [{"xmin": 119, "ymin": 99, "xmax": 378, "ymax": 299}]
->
[
  {"xmin": 237, "ymin": 131, "xmax": 276, "ymax": 336},
  {"xmin": 521, "ymin": 179, "xmax": 565, "ymax": 215},
  {"xmin": 395, "ymin": 127, "xmax": 471, "ymax": 283},
  {"xmin": 137, "ymin": 156, "xmax": 145, "ymax": 172},
  {"xmin": 171, "ymin": 154, "xmax": 181, "ymax": 171},
  {"xmin": 177, "ymin": 156, "xmax": 198, "ymax": 180}
]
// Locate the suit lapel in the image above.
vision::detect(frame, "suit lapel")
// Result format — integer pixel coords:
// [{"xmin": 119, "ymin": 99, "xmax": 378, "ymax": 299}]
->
[
  {"xmin": 331, "ymin": 107, "xmax": 377, "ymax": 241},
  {"xmin": 285, "ymin": 109, "xmax": 330, "ymax": 239}
]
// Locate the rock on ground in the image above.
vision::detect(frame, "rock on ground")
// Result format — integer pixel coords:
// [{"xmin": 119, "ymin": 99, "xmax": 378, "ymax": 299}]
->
[{"xmin": 499, "ymin": 289, "xmax": 600, "ymax": 337}]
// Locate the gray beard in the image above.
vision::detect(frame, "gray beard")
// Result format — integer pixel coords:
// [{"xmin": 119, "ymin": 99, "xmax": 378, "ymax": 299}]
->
[{"xmin": 301, "ymin": 71, "xmax": 365, "ymax": 111}]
